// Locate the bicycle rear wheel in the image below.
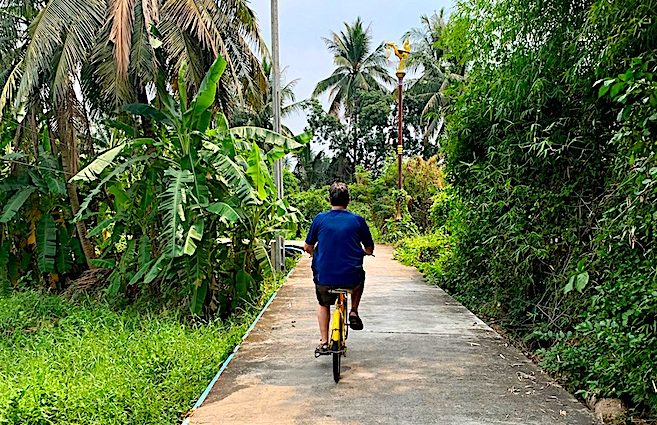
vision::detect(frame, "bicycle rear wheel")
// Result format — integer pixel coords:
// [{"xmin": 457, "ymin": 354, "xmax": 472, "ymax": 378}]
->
[{"xmin": 332, "ymin": 349, "xmax": 341, "ymax": 383}]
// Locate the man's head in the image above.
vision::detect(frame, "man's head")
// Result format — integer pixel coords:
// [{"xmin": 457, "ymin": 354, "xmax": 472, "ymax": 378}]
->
[{"xmin": 329, "ymin": 182, "xmax": 350, "ymax": 207}]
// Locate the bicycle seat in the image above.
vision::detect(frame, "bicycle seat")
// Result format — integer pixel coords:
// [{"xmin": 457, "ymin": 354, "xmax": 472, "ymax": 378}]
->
[{"xmin": 328, "ymin": 288, "xmax": 353, "ymax": 294}]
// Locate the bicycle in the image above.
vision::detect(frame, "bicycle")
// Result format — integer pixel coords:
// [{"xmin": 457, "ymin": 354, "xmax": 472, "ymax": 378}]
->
[
  {"xmin": 314, "ymin": 254, "xmax": 373, "ymax": 383},
  {"xmin": 327, "ymin": 288, "xmax": 351, "ymax": 382}
]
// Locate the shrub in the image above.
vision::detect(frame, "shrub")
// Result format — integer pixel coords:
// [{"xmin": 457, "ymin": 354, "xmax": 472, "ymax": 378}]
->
[
  {"xmin": 428, "ymin": 185, "xmax": 459, "ymax": 229},
  {"xmin": 394, "ymin": 230, "xmax": 453, "ymax": 282},
  {"xmin": 381, "ymin": 215, "xmax": 419, "ymax": 244}
]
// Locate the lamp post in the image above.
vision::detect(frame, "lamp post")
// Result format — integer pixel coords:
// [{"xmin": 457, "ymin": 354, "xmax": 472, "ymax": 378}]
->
[
  {"xmin": 395, "ymin": 69, "xmax": 405, "ymax": 220},
  {"xmin": 385, "ymin": 40, "xmax": 411, "ymax": 221},
  {"xmin": 271, "ymin": 0, "xmax": 284, "ymax": 271}
]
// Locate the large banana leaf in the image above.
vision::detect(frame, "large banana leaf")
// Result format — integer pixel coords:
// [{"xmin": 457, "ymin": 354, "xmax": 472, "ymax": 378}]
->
[
  {"xmin": 36, "ymin": 215, "xmax": 57, "ymax": 273},
  {"xmin": 234, "ymin": 270, "xmax": 254, "ymax": 305},
  {"xmin": 183, "ymin": 220, "xmax": 204, "ymax": 256},
  {"xmin": 123, "ymin": 103, "xmax": 172, "ymax": 126},
  {"xmin": 230, "ymin": 127, "xmax": 308, "ymax": 152},
  {"xmin": 128, "ymin": 259, "xmax": 155, "ymax": 286},
  {"xmin": 103, "ymin": 118, "xmax": 135, "ymax": 137},
  {"xmin": 45, "ymin": 175, "xmax": 66, "ymax": 195},
  {"xmin": 206, "ymin": 202, "xmax": 240, "ymax": 223},
  {"xmin": 107, "ymin": 270, "xmax": 122, "ymax": 296},
  {"xmin": 56, "ymin": 226, "xmax": 72, "ymax": 274},
  {"xmin": 190, "ymin": 55, "xmax": 227, "ymax": 122},
  {"xmin": 144, "ymin": 253, "xmax": 168, "ymax": 284},
  {"xmin": 246, "ymin": 142, "xmax": 272, "ymax": 201},
  {"xmin": 159, "ymin": 168, "xmax": 194, "ymax": 258},
  {"xmin": 214, "ymin": 154, "xmax": 258, "ymax": 205},
  {"xmin": 190, "ymin": 280, "xmax": 208, "ymax": 316},
  {"xmin": 187, "ymin": 246, "xmax": 209, "ymax": 315},
  {"xmin": 112, "ymin": 238, "xmax": 137, "ymax": 295},
  {"xmin": 253, "ymin": 240, "xmax": 273, "ymax": 277},
  {"xmin": 75, "ymin": 155, "xmax": 152, "ymax": 221},
  {"xmin": 86, "ymin": 219, "xmax": 115, "ymax": 238},
  {"xmin": 0, "ymin": 187, "xmax": 35, "ymax": 223},
  {"xmin": 178, "ymin": 63, "xmax": 188, "ymax": 112},
  {"xmin": 137, "ymin": 234, "xmax": 151, "ymax": 269},
  {"xmin": 71, "ymin": 143, "xmax": 127, "ymax": 182}
]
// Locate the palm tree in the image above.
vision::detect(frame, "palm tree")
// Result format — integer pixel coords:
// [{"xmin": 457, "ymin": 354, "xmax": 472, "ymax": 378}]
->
[
  {"xmin": 313, "ymin": 18, "xmax": 392, "ymax": 115},
  {"xmin": 313, "ymin": 17, "xmax": 392, "ymax": 165},
  {"xmin": 405, "ymin": 10, "xmax": 464, "ymax": 146},
  {"xmin": 233, "ymin": 60, "xmax": 303, "ymax": 136},
  {"xmin": 0, "ymin": 0, "xmax": 267, "ymax": 115}
]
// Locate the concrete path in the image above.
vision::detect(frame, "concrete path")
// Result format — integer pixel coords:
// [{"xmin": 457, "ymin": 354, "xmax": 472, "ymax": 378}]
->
[{"xmin": 189, "ymin": 246, "xmax": 595, "ymax": 425}]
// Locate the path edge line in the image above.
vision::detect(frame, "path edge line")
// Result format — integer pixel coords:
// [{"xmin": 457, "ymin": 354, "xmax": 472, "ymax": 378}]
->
[{"xmin": 181, "ymin": 265, "xmax": 297, "ymax": 425}]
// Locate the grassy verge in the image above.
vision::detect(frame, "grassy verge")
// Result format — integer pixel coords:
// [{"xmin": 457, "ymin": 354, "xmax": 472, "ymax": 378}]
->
[{"xmin": 0, "ymin": 275, "xmax": 287, "ymax": 424}]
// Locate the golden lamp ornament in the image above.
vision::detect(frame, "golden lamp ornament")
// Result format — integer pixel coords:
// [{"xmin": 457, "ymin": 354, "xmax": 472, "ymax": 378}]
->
[{"xmin": 385, "ymin": 39, "xmax": 411, "ymax": 75}]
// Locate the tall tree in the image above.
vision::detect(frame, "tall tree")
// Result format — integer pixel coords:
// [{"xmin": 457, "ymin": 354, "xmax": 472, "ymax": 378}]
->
[
  {"xmin": 404, "ymin": 9, "xmax": 464, "ymax": 149},
  {"xmin": 312, "ymin": 18, "xmax": 393, "ymax": 165},
  {"xmin": 232, "ymin": 61, "xmax": 303, "ymax": 135},
  {"xmin": 0, "ymin": 0, "xmax": 267, "ymax": 115}
]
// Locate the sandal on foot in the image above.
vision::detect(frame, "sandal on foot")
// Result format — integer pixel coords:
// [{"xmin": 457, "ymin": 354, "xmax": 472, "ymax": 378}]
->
[
  {"xmin": 349, "ymin": 314, "xmax": 363, "ymax": 330},
  {"xmin": 314, "ymin": 342, "xmax": 329, "ymax": 358}
]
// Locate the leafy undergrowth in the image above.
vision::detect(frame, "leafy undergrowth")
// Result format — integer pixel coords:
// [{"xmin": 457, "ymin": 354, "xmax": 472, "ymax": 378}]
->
[{"xmin": 0, "ymin": 278, "xmax": 283, "ymax": 425}]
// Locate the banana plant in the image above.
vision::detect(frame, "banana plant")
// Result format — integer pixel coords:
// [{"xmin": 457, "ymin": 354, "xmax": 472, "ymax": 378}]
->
[
  {"xmin": 0, "ymin": 148, "xmax": 85, "ymax": 288},
  {"xmin": 72, "ymin": 54, "xmax": 307, "ymax": 315}
]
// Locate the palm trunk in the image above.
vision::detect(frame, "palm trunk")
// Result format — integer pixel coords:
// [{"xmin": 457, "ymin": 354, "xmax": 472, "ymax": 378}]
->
[{"xmin": 57, "ymin": 88, "xmax": 96, "ymax": 268}]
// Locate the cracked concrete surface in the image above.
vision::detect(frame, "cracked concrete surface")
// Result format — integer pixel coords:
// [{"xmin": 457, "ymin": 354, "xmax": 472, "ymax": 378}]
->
[{"xmin": 189, "ymin": 246, "xmax": 595, "ymax": 425}]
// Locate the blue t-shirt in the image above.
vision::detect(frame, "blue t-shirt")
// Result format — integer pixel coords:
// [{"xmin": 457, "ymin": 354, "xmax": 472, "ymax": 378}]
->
[{"xmin": 305, "ymin": 209, "xmax": 374, "ymax": 287}]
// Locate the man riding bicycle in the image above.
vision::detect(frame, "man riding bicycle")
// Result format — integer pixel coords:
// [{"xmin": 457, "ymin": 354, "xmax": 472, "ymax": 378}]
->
[{"xmin": 304, "ymin": 182, "xmax": 375, "ymax": 356}]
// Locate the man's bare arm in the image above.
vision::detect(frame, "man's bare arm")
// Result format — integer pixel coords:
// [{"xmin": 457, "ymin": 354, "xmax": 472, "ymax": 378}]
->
[
  {"xmin": 364, "ymin": 246, "xmax": 374, "ymax": 255},
  {"xmin": 304, "ymin": 243, "xmax": 314, "ymax": 256}
]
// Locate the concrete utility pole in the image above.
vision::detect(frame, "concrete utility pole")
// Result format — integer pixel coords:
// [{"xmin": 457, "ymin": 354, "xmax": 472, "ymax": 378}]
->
[{"xmin": 271, "ymin": 0, "xmax": 284, "ymax": 271}]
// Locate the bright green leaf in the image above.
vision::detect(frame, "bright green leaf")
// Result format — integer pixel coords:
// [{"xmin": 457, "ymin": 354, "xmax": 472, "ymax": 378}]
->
[
  {"xmin": 206, "ymin": 202, "xmax": 240, "ymax": 223},
  {"xmin": 0, "ymin": 187, "xmax": 35, "ymax": 223},
  {"xmin": 183, "ymin": 220, "xmax": 204, "ymax": 256}
]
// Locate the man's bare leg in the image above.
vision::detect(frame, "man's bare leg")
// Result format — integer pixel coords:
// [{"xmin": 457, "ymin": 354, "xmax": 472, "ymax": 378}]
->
[
  {"xmin": 350, "ymin": 285, "xmax": 363, "ymax": 316},
  {"xmin": 317, "ymin": 305, "xmax": 330, "ymax": 344}
]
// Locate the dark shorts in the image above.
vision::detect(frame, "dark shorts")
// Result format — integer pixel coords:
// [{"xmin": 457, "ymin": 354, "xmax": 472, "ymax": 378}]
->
[{"xmin": 314, "ymin": 270, "xmax": 365, "ymax": 307}]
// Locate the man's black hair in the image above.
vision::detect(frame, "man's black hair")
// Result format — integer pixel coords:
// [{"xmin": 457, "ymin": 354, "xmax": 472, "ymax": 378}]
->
[{"xmin": 329, "ymin": 182, "xmax": 350, "ymax": 207}]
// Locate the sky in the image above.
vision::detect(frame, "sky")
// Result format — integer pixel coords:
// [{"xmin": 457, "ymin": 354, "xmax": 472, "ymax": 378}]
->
[{"xmin": 248, "ymin": 0, "xmax": 455, "ymax": 135}]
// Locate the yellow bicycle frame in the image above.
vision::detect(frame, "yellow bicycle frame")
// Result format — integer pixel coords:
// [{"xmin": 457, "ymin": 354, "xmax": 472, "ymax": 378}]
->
[{"xmin": 330, "ymin": 292, "xmax": 347, "ymax": 347}]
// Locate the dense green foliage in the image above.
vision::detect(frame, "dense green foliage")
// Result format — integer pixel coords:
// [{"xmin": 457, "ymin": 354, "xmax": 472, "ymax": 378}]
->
[
  {"xmin": 2, "ymin": 56, "xmax": 304, "ymax": 316},
  {"xmin": 0, "ymin": 0, "xmax": 266, "ymax": 116},
  {"xmin": 0, "ymin": 281, "xmax": 281, "ymax": 424},
  {"xmin": 396, "ymin": 0, "xmax": 657, "ymax": 415},
  {"xmin": 289, "ymin": 157, "xmax": 444, "ymax": 243}
]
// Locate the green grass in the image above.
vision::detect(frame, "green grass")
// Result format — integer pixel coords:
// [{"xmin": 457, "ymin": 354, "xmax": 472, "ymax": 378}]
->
[{"xmin": 0, "ymin": 284, "xmax": 281, "ymax": 425}]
